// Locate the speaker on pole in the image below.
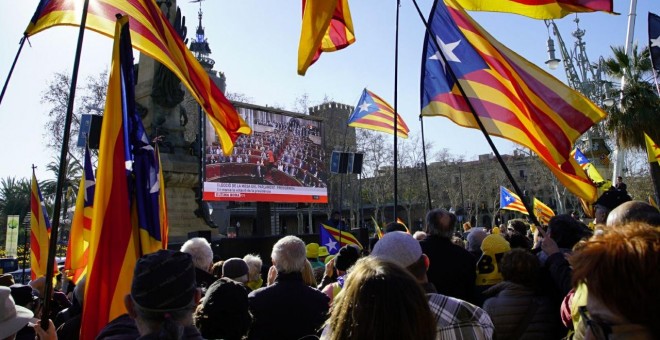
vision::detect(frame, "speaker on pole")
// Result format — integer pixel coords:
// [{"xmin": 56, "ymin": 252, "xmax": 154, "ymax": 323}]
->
[{"xmin": 352, "ymin": 153, "xmax": 363, "ymax": 174}]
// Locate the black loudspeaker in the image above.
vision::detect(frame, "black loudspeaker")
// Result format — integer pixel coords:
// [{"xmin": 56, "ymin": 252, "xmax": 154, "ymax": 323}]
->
[
  {"xmin": 352, "ymin": 153, "xmax": 363, "ymax": 174},
  {"xmin": 88, "ymin": 114, "xmax": 103, "ymax": 149},
  {"xmin": 339, "ymin": 152, "xmax": 349, "ymax": 173},
  {"xmin": 188, "ymin": 230, "xmax": 212, "ymax": 243}
]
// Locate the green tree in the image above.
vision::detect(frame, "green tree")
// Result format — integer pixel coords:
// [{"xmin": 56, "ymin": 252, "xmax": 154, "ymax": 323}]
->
[
  {"xmin": 0, "ymin": 177, "xmax": 31, "ymax": 247},
  {"xmin": 603, "ymin": 44, "xmax": 660, "ymax": 198}
]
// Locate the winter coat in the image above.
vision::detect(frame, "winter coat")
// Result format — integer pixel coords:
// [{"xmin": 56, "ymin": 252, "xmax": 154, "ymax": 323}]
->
[
  {"xmin": 420, "ymin": 235, "xmax": 477, "ymax": 303},
  {"xmin": 483, "ymin": 281, "xmax": 563, "ymax": 340},
  {"xmin": 248, "ymin": 271, "xmax": 329, "ymax": 340}
]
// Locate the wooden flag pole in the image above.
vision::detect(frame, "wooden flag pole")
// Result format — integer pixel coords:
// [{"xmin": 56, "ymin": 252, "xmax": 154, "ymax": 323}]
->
[
  {"xmin": 410, "ymin": 0, "xmax": 542, "ymax": 228},
  {"xmin": 42, "ymin": 0, "xmax": 91, "ymax": 330},
  {"xmin": 0, "ymin": 37, "xmax": 27, "ymax": 106}
]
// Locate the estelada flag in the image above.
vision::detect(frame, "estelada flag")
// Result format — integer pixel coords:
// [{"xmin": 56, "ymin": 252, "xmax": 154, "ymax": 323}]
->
[
  {"xmin": 421, "ymin": 0, "xmax": 604, "ymax": 203},
  {"xmin": 455, "ymin": 0, "xmax": 614, "ymax": 19},
  {"xmin": 500, "ymin": 186, "xmax": 528, "ymax": 215},
  {"xmin": 533, "ymin": 197, "xmax": 555, "ymax": 225},
  {"xmin": 25, "ymin": 0, "xmax": 251, "ymax": 155},
  {"xmin": 30, "ymin": 170, "xmax": 52, "ymax": 281},
  {"xmin": 81, "ymin": 16, "xmax": 165, "ymax": 339},
  {"xmin": 348, "ymin": 89, "xmax": 410, "ymax": 138},
  {"xmin": 320, "ymin": 223, "xmax": 362, "ymax": 255},
  {"xmin": 298, "ymin": 0, "xmax": 355, "ymax": 75},
  {"xmin": 64, "ymin": 145, "xmax": 94, "ymax": 284}
]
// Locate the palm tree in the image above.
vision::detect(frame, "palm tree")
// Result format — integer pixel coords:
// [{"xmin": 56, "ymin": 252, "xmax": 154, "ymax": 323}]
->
[
  {"xmin": 603, "ymin": 44, "xmax": 660, "ymax": 198},
  {"xmin": 0, "ymin": 177, "xmax": 31, "ymax": 246}
]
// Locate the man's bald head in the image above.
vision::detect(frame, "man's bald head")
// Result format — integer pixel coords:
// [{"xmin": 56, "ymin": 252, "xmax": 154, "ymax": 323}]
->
[{"xmin": 606, "ymin": 201, "xmax": 660, "ymax": 227}]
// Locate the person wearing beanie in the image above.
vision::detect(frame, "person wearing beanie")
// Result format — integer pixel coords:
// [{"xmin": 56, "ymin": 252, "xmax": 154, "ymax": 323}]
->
[
  {"xmin": 248, "ymin": 236, "xmax": 329, "ymax": 339},
  {"xmin": 321, "ymin": 245, "xmax": 360, "ymax": 305},
  {"xmin": 466, "ymin": 227, "xmax": 488, "ymax": 263},
  {"xmin": 194, "ymin": 278, "xmax": 251, "ymax": 340},
  {"xmin": 370, "ymin": 232, "xmax": 494, "ymax": 338},
  {"xmin": 222, "ymin": 258, "xmax": 250, "ymax": 284},
  {"xmin": 124, "ymin": 249, "xmax": 203, "ymax": 339}
]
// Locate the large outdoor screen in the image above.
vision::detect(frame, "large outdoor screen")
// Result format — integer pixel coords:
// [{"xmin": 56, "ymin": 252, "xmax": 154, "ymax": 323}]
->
[{"xmin": 203, "ymin": 104, "xmax": 328, "ymax": 203}]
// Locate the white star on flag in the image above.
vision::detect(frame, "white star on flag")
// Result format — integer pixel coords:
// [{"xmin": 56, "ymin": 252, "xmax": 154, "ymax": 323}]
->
[
  {"xmin": 358, "ymin": 102, "xmax": 371, "ymax": 112},
  {"xmin": 429, "ymin": 35, "xmax": 461, "ymax": 73},
  {"xmin": 84, "ymin": 178, "xmax": 95, "ymax": 201},
  {"xmin": 651, "ymin": 35, "xmax": 660, "ymax": 49},
  {"xmin": 325, "ymin": 239, "xmax": 337, "ymax": 252},
  {"xmin": 505, "ymin": 196, "xmax": 512, "ymax": 202}
]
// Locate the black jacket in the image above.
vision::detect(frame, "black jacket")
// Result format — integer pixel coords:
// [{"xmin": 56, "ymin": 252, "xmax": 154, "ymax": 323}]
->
[
  {"xmin": 248, "ymin": 271, "xmax": 329, "ymax": 340},
  {"xmin": 483, "ymin": 282, "xmax": 563, "ymax": 340},
  {"xmin": 420, "ymin": 235, "xmax": 477, "ymax": 303}
]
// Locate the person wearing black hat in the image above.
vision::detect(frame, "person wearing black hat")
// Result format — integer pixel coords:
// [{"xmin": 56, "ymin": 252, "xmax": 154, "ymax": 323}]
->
[
  {"xmin": 194, "ymin": 278, "xmax": 251, "ymax": 340},
  {"xmin": 321, "ymin": 245, "xmax": 360, "ymax": 305},
  {"xmin": 123, "ymin": 249, "xmax": 203, "ymax": 339}
]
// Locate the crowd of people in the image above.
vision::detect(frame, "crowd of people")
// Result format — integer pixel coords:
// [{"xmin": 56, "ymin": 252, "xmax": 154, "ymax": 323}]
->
[
  {"xmin": 2, "ymin": 200, "xmax": 659, "ymax": 339},
  {"xmin": 205, "ymin": 119, "xmax": 327, "ymax": 187}
]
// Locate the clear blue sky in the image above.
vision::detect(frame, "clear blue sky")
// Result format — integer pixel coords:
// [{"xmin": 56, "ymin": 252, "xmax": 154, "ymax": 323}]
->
[{"xmin": 0, "ymin": 0, "xmax": 656, "ymax": 181}]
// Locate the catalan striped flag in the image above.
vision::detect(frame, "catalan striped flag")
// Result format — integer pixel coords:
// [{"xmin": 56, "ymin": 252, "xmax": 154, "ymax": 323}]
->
[
  {"xmin": 455, "ymin": 0, "xmax": 614, "ymax": 19},
  {"xmin": 500, "ymin": 186, "xmax": 528, "ymax": 215},
  {"xmin": 371, "ymin": 216, "xmax": 383, "ymax": 239},
  {"xmin": 156, "ymin": 145, "xmax": 169, "ymax": 249},
  {"xmin": 533, "ymin": 197, "xmax": 555, "ymax": 225},
  {"xmin": 571, "ymin": 148, "xmax": 606, "ymax": 185},
  {"xmin": 395, "ymin": 217, "xmax": 411, "ymax": 234},
  {"xmin": 421, "ymin": 0, "xmax": 604, "ymax": 203},
  {"xmin": 64, "ymin": 146, "xmax": 95, "ymax": 284},
  {"xmin": 25, "ymin": 0, "xmax": 251, "ymax": 155},
  {"xmin": 349, "ymin": 89, "xmax": 409, "ymax": 138},
  {"xmin": 320, "ymin": 223, "xmax": 362, "ymax": 255},
  {"xmin": 30, "ymin": 170, "xmax": 52, "ymax": 281},
  {"xmin": 81, "ymin": 16, "xmax": 165, "ymax": 339},
  {"xmin": 347, "ymin": 89, "xmax": 410, "ymax": 138},
  {"xmin": 298, "ymin": 0, "xmax": 355, "ymax": 75},
  {"xmin": 644, "ymin": 132, "xmax": 660, "ymax": 164}
]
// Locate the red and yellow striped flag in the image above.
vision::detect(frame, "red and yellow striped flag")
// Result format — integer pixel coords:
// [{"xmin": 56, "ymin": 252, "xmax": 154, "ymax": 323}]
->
[
  {"xmin": 64, "ymin": 146, "xmax": 95, "ymax": 284},
  {"xmin": 396, "ymin": 217, "xmax": 411, "ymax": 234},
  {"xmin": 298, "ymin": 0, "xmax": 355, "ymax": 75},
  {"xmin": 455, "ymin": 0, "xmax": 614, "ymax": 19},
  {"xmin": 156, "ymin": 145, "xmax": 168, "ymax": 249},
  {"xmin": 25, "ymin": 0, "xmax": 251, "ymax": 155},
  {"xmin": 500, "ymin": 186, "xmax": 528, "ymax": 215},
  {"xmin": 81, "ymin": 17, "xmax": 141, "ymax": 339},
  {"xmin": 421, "ymin": 0, "xmax": 605, "ymax": 203},
  {"xmin": 320, "ymin": 223, "xmax": 363, "ymax": 251},
  {"xmin": 30, "ymin": 170, "xmax": 52, "ymax": 281},
  {"xmin": 533, "ymin": 197, "xmax": 555, "ymax": 225},
  {"xmin": 371, "ymin": 216, "xmax": 383, "ymax": 239}
]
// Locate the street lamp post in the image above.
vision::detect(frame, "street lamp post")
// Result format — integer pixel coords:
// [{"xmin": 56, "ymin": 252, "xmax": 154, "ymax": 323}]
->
[{"xmin": 544, "ymin": 17, "xmax": 614, "ymax": 180}]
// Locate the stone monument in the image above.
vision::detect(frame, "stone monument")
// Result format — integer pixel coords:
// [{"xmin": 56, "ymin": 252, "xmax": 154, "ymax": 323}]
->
[{"xmin": 135, "ymin": 0, "xmax": 224, "ymax": 242}]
